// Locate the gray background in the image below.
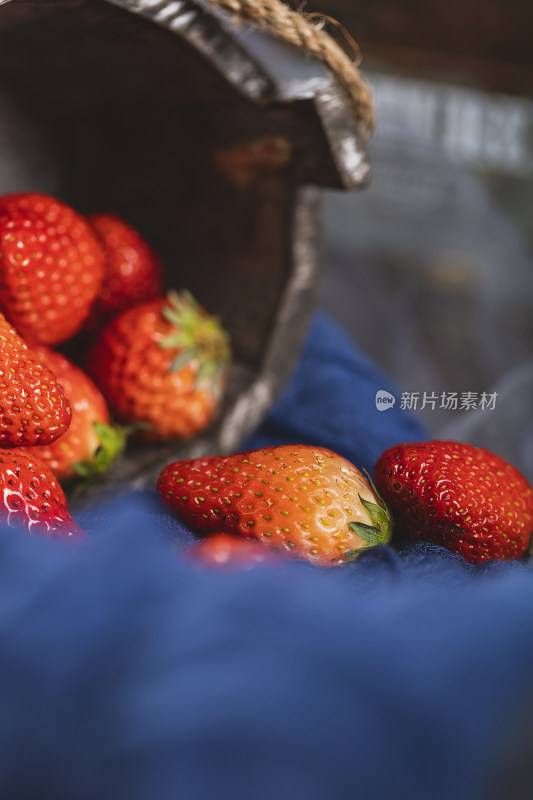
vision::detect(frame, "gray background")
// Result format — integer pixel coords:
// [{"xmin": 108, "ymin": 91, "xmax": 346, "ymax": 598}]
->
[{"xmin": 245, "ymin": 31, "xmax": 533, "ymax": 481}]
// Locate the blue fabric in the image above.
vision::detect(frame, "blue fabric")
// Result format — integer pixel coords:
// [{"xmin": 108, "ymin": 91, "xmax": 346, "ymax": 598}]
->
[
  {"xmin": 245, "ymin": 311, "xmax": 426, "ymax": 474},
  {"xmin": 2, "ymin": 313, "xmax": 533, "ymax": 800}
]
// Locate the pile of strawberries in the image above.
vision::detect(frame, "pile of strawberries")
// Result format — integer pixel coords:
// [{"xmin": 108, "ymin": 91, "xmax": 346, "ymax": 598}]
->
[
  {"xmin": 1, "ymin": 191, "xmax": 532, "ymax": 569},
  {"xmin": 0, "ymin": 191, "xmax": 230, "ymax": 538}
]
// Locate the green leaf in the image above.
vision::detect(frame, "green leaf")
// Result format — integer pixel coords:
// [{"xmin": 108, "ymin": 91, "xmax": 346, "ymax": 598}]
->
[
  {"xmin": 71, "ymin": 422, "xmax": 130, "ymax": 482},
  {"xmin": 362, "ymin": 469, "xmax": 389, "ymax": 505},
  {"xmin": 344, "ymin": 545, "xmax": 372, "ymax": 560},
  {"xmin": 157, "ymin": 290, "xmax": 231, "ymax": 386},
  {"xmin": 358, "ymin": 494, "xmax": 390, "ymax": 533},
  {"xmin": 348, "ymin": 521, "xmax": 385, "ymax": 545},
  {"xmin": 159, "ymin": 331, "xmax": 190, "ymax": 351},
  {"xmin": 169, "ymin": 349, "xmax": 196, "ymax": 373}
]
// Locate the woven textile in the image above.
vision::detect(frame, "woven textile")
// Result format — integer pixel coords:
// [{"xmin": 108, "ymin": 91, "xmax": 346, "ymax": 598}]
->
[{"xmin": 1, "ymin": 313, "xmax": 531, "ymax": 800}]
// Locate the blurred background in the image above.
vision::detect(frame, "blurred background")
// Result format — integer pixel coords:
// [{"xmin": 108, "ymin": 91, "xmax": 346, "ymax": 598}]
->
[{"xmin": 239, "ymin": 0, "xmax": 533, "ymax": 480}]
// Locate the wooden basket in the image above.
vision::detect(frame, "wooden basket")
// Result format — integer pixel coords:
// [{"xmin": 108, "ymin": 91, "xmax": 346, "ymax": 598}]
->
[{"xmin": 0, "ymin": 0, "xmax": 371, "ymax": 492}]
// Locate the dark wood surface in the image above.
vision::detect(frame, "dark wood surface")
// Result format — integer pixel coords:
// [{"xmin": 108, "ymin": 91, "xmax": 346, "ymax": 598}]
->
[{"xmin": 294, "ymin": 0, "xmax": 533, "ymax": 96}]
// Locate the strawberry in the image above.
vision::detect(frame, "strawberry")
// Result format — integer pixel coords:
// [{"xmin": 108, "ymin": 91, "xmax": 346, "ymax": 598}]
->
[
  {"xmin": 185, "ymin": 533, "xmax": 281, "ymax": 569},
  {"xmin": 0, "ymin": 449, "xmax": 82, "ymax": 538},
  {"xmin": 24, "ymin": 346, "xmax": 126, "ymax": 480},
  {"xmin": 0, "ymin": 312, "xmax": 71, "ymax": 447},
  {"xmin": 0, "ymin": 192, "xmax": 104, "ymax": 345},
  {"xmin": 157, "ymin": 445, "xmax": 392, "ymax": 567},
  {"xmin": 86, "ymin": 291, "xmax": 230, "ymax": 440},
  {"xmin": 86, "ymin": 212, "xmax": 163, "ymax": 322},
  {"xmin": 374, "ymin": 440, "xmax": 533, "ymax": 563}
]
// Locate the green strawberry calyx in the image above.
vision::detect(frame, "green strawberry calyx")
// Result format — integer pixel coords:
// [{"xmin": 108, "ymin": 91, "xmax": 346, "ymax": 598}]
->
[
  {"xmin": 344, "ymin": 476, "xmax": 393, "ymax": 558},
  {"xmin": 71, "ymin": 421, "xmax": 131, "ymax": 481},
  {"xmin": 159, "ymin": 290, "xmax": 231, "ymax": 396}
]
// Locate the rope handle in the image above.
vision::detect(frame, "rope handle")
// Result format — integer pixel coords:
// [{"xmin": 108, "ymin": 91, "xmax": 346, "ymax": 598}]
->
[{"xmin": 204, "ymin": 0, "xmax": 375, "ymax": 141}]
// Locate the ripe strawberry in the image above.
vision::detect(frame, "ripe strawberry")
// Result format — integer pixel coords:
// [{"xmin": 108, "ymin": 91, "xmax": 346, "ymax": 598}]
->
[
  {"xmin": 185, "ymin": 533, "xmax": 280, "ymax": 569},
  {"xmin": 0, "ymin": 449, "xmax": 82, "ymax": 538},
  {"xmin": 24, "ymin": 346, "xmax": 126, "ymax": 480},
  {"xmin": 0, "ymin": 192, "xmax": 104, "ymax": 345},
  {"xmin": 86, "ymin": 291, "xmax": 230, "ymax": 440},
  {"xmin": 374, "ymin": 440, "xmax": 533, "ymax": 563},
  {"xmin": 86, "ymin": 212, "xmax": 163, "ymax": 322},
  {"xmin": 157, "ymin": 445, "xmax": 392, "ymax": 567},
  {"xmin": 0, "ymin": 313, "xmax": 71, "ymax": 447}
]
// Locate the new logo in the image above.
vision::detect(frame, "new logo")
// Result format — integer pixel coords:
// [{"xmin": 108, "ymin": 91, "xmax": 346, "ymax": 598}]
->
[{"xmin": 375, "ymin": 390, "xmax": 396, "ymax": 411}]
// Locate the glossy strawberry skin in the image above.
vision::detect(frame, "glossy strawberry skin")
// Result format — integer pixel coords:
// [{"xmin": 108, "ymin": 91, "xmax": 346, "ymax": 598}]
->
[
  {"xmin": 86, "ymin": 294, "xmax": 229, "ymax": 440},
  {"xmin": 87, "ymin": 212, "xmax": 162, "ymax": 320},
  {"xmin": 0, "ymin": 192, "xmax": 104, "ymax": 345},
  {"xmin": 24, "ymin": 347, "xmax": 110, "ymax": 479},
  {"xmin": 375, "ymin": 440, "xmax": 533, "ymax": 563},
  {"xmin": 0, "ymin": 449, "xmax": 82, "ymax": 538},
  {"xmin": 157, "ymin": 445, "xmax": 391, "ymax": 568},
  {"xmin": 0, "ymin": 313, "xmax": 71, "ymax": 447},
  {"xmin": 185, "ymin": 533, "xmax": 280, "ymax": 569}
]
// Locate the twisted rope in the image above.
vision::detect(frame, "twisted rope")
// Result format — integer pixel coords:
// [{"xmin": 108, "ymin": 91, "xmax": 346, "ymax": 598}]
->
[{"xmin": 204, "ymin": 0, "xmax": 375, "ymax": 140}]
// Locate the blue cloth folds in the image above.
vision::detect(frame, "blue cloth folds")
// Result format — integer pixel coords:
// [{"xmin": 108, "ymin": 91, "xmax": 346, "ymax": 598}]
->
[
  {"xmin": 1, "ymin": 313, "xmax": 532, "ymax": 800},
  {"xmin": 245, "ymin": 312, "xmax": 425, "ymax": 474}
]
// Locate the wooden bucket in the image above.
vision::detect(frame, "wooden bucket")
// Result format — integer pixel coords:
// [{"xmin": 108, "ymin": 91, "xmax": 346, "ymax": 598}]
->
[{"xmin": 0, "ymin": 0, "xmax": 372, "ymax": 492}]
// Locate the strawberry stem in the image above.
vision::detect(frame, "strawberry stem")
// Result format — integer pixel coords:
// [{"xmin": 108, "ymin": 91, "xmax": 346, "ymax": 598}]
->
[
  {"xmin": 344, "ymin": 486, "xmax": 393, "ymax": 559},
  {"xmin": 159, "ymin": 290, "xmax": 231, "ymax": 393},
  {"xmin": 71, "ymin": 421, "xmax": 130, "ymax": 481}
]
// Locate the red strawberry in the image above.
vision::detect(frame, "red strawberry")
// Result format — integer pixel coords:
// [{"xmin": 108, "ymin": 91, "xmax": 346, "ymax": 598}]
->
[
  {"xmin": 374, "ymin": 440, "xmax": 533, "ymax": 563},
  {"xmin": 0, "ymin": 192, "xmax": 104, "ymax": 345},
  {"xmin": 86, "ymin": 291, "xmax": 230, "ymax": 440},
  {"xmin": 24, "ymin": 346, "xmax": 126, "ymax": 480},
  {"xmin": 0, "ymin": 449, "xmax": 82, "ymax": 538},
  {"xmin": 157, "ymin": 445, "xmax": 392, "ymax": 567},
  {"xmin": 185, "ymin": 533, "xmax": 280, "ymax": 569},
  {"xmin": 86, "ymin": 212, "xmax": 163, "ymax": 322},
  {"xmin": 0, "ymin": 312, "xmax": 71, "ymax": 447}
]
